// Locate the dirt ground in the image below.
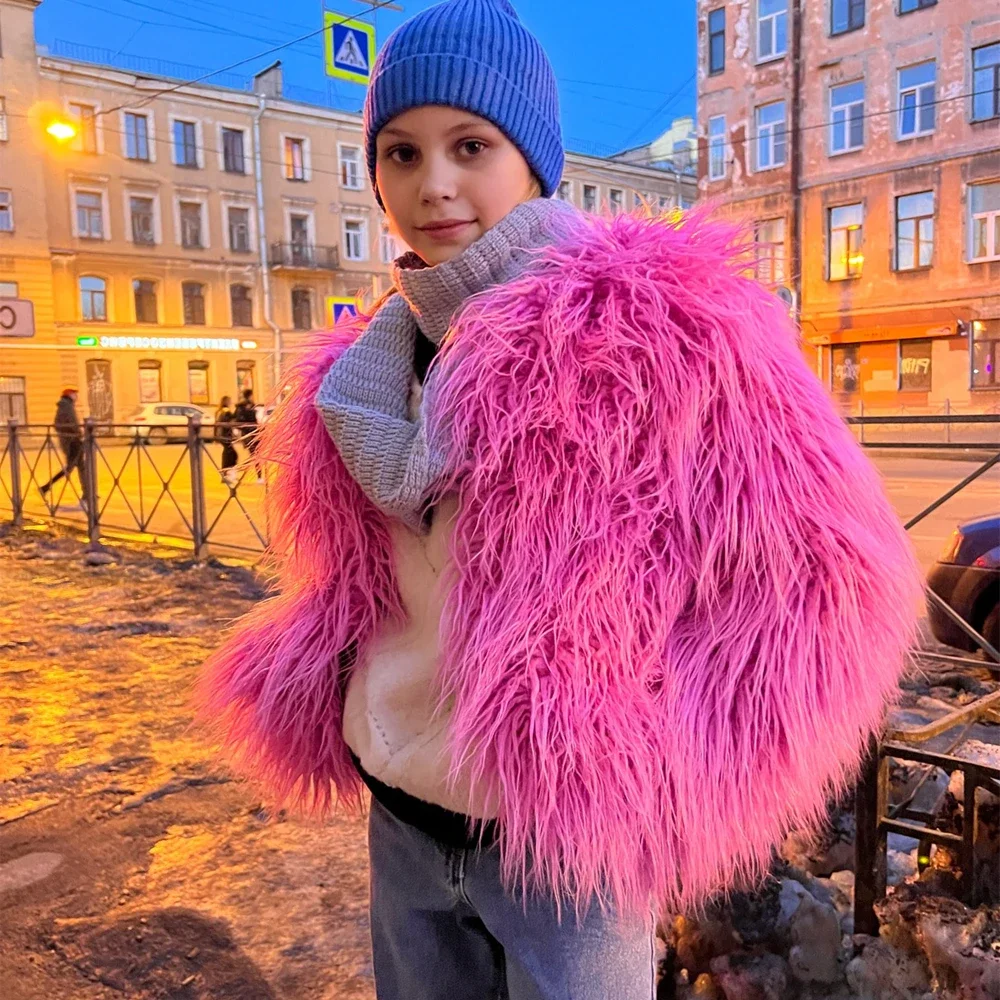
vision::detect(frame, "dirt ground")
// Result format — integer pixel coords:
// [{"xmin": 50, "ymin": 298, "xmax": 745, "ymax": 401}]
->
[{"xmin": 0, "ymin": 525, "xmax": 375, "ymax": 1000}]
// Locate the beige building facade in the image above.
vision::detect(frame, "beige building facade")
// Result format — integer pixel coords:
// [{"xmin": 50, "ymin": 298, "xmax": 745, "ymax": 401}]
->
[
  {"xmin": 697, "ymin": 0, "xmax": 1000, "ymax": 411},
  {"xmin": 0, "ymin": 0, "xmax": 690, "ymax": 426}
]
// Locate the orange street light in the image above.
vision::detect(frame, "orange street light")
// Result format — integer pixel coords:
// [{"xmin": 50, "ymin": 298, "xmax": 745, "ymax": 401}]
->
[{"xmin": 46, "ymin": 119, "xmax": 77, "ymax": 142}]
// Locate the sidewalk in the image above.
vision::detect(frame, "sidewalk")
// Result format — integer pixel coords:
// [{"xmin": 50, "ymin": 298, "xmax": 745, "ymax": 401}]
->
[{"xmin": 0, "ymin": 527, "xmax": 374, "ymax": 1000}]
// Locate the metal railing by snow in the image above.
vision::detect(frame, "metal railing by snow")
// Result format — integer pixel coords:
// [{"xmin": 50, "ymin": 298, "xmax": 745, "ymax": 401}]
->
[{"xmin": 1, "ymin": 417, "xmax": 269, "ymax": 558}]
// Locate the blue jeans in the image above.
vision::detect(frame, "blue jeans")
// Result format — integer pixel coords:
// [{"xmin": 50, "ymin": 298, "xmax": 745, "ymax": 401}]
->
[{"xmin": 367, "ymin": 798, "xmax": 656, "ymax": 1000}]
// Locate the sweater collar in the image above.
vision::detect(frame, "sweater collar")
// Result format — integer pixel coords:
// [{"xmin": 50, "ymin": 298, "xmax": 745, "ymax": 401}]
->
[{"xmin": 390, "ymin": 197, "xmax": 577, "ymax": 344}]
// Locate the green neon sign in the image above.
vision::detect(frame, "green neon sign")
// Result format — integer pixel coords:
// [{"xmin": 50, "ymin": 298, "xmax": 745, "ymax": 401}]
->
[{"xmin": 76, "ymin": 336, "xmax": 97, "ymax": 347}]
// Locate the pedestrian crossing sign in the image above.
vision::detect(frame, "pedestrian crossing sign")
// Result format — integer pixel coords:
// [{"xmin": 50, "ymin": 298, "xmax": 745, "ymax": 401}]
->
[
  {"xmin": 324, "ymin": 12, "xmax": 376, "ymax": 85},
  {"xmin": 326, "ymin": 296, "xmax": 360, "ymax": 327}
]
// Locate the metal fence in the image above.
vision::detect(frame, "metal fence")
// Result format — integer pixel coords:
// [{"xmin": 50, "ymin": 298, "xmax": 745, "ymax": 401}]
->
[{"xmin": 1, "ymin": 417, "xmax": 269, "ymax": 557}]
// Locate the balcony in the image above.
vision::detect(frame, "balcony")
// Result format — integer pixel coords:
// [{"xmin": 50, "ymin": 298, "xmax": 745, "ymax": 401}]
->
[{"xmin": 268, "ymin": 242, "xmax": 339, "ymax": 271}]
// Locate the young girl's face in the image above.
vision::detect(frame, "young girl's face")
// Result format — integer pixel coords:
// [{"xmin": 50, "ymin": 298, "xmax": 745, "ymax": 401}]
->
[{"xmin": 375, "ymin": 105, "xmax": 538, "ymax": 266}]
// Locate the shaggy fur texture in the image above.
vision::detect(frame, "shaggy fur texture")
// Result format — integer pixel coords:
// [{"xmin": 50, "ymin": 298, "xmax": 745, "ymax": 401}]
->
[{"xmin": 198, "ymin": 209, "xmax": 922, "ymax": 918}]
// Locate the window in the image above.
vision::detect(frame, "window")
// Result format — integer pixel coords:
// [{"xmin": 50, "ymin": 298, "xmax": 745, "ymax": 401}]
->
[
  {"xmin": 899, "ymin": 340, "xmax": 932, "ymax": 391},
  {"xmin": 558, "ymin": 180, "xmax": 572, "ymax": 202},
  {"xmin": 757, "ymin": 0, "xmax": 787, "ymax": 60},
  {"xmin": 708, "ymin": 8, "xmax": 725, "ymax": 74},
  {"xmin": 125, "ymin": 113, "xmax": 149, "ymax": 160},
  {"xmin": 0, "ymin": 376, "xmax": 27, "ymax": 424},
  {"xmin": 80, "ymin": 276, "xmax": 107, "ymax": 322},
  {"xmin": 182, "ymin": 282, "xmax": 206, "ymax": 325},
  {"xmin": 179, "ymin": 201, "xmax": 203, "ymax": 249},
  {"xmin": 754, "ymin": 218, "xmax": 786, "ymax": 284},
  {"xmin": 658, "ymin": 195, "xmax": 671, "ymax": 212},
  {"xmin": 899, "ymin": 0, "xmax": 935, "ymax": 11},
  {"xmin": 291, "ymin": 288, "xmax": 312, "ymax": 331},
  {"xmin": 69, "ymin": 102, "xmax": 97, "ymax": 153},
  {"xmin": 130, "ymin": 196, "xmax": 155, "ymax": 245},
  {"xmin": 339, "ymin": 144, "xmax": 363, "ymax": 189},
  {"xmin": 228, "ymin": 207, "xmax": 251, "ymax": 252},
  {"xmin": 971, "ymin": 320, "xmax": 999, "ymax": 389},
  {"xmin": 133, "ymin": 279, "xmax": 158, "ymax": 323},
  {"xmin": 222, "ymin": 128, "xmax": 246, "ymax": 174},
  {"xmin": 138, "ymin": 360, "xmax": 162, "ymax": 403},
  {"xmin": 831, "ymin": 0, "xmax": 864, "ymax": 35},
  {"xmin": 708, "ymin": 115, "xmax": 727, "ymax": 180},
  {"xmin": 285, "ymin": 137, "xmax": 306, "ymax": 181},
  {"xmin": 755, "ymin": 101, "xmax": 787, "ymax": 170},
  {"xmin": 898, "ymin": 62, "xmax": 936, "ymax": 138},
  {"xmin": 75, "ymin": 191, "xmax": 104, "ymax": 239},
  {"xmin": 343, "ymin": 219, "xmax": 366, "ymax": 261},
  {"xmin": 0, "ymin": 189, "xmax": 11, "ymax": 232},
  {"xmin": 0, "ymin": 97, "xmax": 9, "ymax": 142},
  {"xmin": 230, "ymin": 284, "xmax": 253, "ymax": 327},
  {"xmin": 895, "ymin": 191, "xmax": 934, "ymax": 270},
  {"xmin": 831, "ymin": 345, "xmax": 860, "ymax": 393},
  {"xmin": 969, "ymin": 181, "xmax": 1000, "ymax": 262},
  {"xmin": 973, "ymin": 43, "xmax": 1000, "ymax": 122},
  {"xmin": 830, "ymin": 81, "xmax": 865, "ymax": 153},
  {"xmin": 237, "ymin": 361, "xmax": 255, "ymax": 395},
  {"xmin": 173, "ymin": 119, "xmax": 198, "ymax": 167},
  {"xmin": 583, "ymin": 185, "xmax": 598, "ymax": 213},
  {"xmin": 0, "ymin": 282, "xmax": 18, "ymax": 297},
  {"xmin": 188, "ymin": 361, "xmax": 210, "ymax": 406},
  {"xmin": 609, "ymin": 188, "xmax": 623, "ymax": 214},
  {"xmin": 828, "ymin": 203, "xmax": 864, "ymax": 280},
  {"xmin": 379, "ymin": 224, "xmax": 398, "ymax": 264}
]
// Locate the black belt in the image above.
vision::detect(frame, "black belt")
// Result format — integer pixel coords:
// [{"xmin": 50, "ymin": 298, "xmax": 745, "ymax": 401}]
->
[{"xmin": 351, "ymin": 753, "xmax": 497, "ymax": 851}]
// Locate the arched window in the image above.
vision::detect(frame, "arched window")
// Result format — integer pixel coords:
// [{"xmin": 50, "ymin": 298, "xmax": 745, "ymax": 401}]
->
[
  {"xmin": 80, "ymin": 275, "xmax": 107, "ymax": 322},
  {"xmin": 132, "ymin": 278, "xmax": 158, "ymax": 324},
  {"xmin": 230, "ymin": 283, "xmax": 252, "ymax": 327},
  {"xmin": 182, "ymin": 281, "xmax": 206, "ymax": 325}
]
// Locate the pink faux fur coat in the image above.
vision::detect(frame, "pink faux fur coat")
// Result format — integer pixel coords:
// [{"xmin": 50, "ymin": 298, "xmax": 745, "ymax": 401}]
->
[{"xmin": 198, "ymin": 209, "xmax": 922, "ymax": 917}]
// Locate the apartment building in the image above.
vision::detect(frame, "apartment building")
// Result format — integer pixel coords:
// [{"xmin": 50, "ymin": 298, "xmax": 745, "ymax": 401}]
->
[
  {"xmin": 0, "ymin": 0, "xmax": 685, "ymax": 425},
  {"xmin": 697, "ymin": 0, "xmax": 1000, "ymax": 410}
]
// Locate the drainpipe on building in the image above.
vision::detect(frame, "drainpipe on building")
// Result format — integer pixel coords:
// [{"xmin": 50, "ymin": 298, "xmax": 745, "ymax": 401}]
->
[
  {"xmin": 789, "ymin": 0, "xmax": 804, "ymax": 333},
  {"xmin": 253, "ymin": 93, "xmax": 282, "ymax": 391}
]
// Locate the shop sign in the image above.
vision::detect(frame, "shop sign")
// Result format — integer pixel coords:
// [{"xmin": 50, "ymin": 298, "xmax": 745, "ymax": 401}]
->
[{"xmin": 78, "ymin": 335, "xmax": 243, "ymax": 351}]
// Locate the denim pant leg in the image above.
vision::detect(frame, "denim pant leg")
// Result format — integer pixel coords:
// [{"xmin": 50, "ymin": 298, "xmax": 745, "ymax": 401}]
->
[
  {"xmin": 463, "ymin": 846, "xmax": 656, "ymax": 1000},
  {"xmin": 367, "ymin": 799, "xmax": 506, "ymax": 1000}
]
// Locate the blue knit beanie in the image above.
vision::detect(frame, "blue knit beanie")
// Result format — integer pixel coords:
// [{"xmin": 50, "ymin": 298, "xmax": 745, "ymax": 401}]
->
[{"xmin": 363, "ymin": 0, "xmax": 563, "ymax": 203}]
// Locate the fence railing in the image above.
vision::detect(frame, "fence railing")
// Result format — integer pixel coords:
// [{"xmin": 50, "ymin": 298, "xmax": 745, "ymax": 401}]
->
[
  {"xmin": 1, "ymin": 417, "xmax": 269, "ymax": 557},
  {"xmin": 844, "ymin": 410, "xmax": 1000, "ymax": 448}
]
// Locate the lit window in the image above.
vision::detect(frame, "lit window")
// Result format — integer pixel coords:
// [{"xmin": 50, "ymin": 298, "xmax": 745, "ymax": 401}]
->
[
  {"xmin": 285, "ymin": 137, "xmax": 306, "ymax": 181},
  {"xmin": 969, "ymin": 181, "xmax": 1000, "ymax": 262},
  {"xmin": 830, "ymin": 81, "xmax": 865, "ymax": 153},
  {"xmin": 828, "ymin": 203, "xmax": 864, "ymax": 280},
  {"xmin": 898, "ymin": 62, "xmax": 936, "ymax": 138},
  {"xmin": 971, "ymin": 320, "xmax": 999, "ymax": 389},
  {"xmin": 895, "ymin": 191, "xmax": 934, "ymax": 270}
]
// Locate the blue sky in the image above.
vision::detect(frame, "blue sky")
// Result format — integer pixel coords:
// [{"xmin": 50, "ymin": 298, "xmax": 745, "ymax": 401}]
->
[{"xmin": 34, "ymin": 0, "xmax": 697, "ymax": 157}]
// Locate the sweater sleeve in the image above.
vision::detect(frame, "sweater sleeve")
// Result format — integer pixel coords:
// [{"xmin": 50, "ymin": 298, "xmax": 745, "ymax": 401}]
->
[{"xmin": 314, "ymin": 297, "xmax": 446, "ymax": 532}]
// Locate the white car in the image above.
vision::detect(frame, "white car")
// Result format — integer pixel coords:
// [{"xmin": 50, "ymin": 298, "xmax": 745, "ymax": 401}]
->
[{"xmin": 129, "ymin": 403, "xmax": 215, "ymax": 443}]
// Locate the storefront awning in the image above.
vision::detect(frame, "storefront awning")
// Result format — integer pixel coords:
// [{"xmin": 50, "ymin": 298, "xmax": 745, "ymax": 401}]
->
[{"xmin": 801, "ymin": 307, "xmax": 969, "ymax": 346}]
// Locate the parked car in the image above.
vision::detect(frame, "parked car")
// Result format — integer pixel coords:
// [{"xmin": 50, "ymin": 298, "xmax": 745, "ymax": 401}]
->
[
  {"xmin": 129, "ymin": 403, "xmax": 215, "ymax": 443},
  {"xmin": 926, "ymin": 514, "xmax": 1000, "ymax": 657}
]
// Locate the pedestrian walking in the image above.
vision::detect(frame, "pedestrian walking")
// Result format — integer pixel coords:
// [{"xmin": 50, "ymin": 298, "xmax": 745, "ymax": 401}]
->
[
  {"xmin": 214, "ymin": 396, "xmax": 239, "ymax": 486},
  {"xmin": 39, "ymin": 387, "xmax": 91, "ymax": 510},
  {"xmin": 199, "ymin": 2, "xmax": 922, "ymax": 997},
  {"xmin": 233, "ymin": 388, "xmax": 262, "ymax": 484}
]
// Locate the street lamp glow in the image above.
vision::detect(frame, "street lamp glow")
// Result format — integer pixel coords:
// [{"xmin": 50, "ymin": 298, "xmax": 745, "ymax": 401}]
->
[{"xmin": 46, "ymin": 119, "xmax": 77, "ymax": 142}]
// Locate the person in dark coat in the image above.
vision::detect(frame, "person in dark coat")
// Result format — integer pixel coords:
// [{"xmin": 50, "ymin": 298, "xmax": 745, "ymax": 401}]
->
[
  {"xmin": 214, "ymin": 395, "xmax": 239, "ymax": 486},
  {"xmin": 233, "ymin": 388, "xmax": 262, "ymax": 483},
  {"xmin": 39, "ymin": 387, "xmax": 91, "ymax": 508}
]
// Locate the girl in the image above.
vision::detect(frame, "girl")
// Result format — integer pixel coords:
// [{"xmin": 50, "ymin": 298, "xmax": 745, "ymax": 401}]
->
[
  {"xmin": 214, "ymin": 395, "xmax": 238, "ymax": 486},
  {"xmin": 200, "ymin": 2, "xmax": 922, "ymax": 997}
]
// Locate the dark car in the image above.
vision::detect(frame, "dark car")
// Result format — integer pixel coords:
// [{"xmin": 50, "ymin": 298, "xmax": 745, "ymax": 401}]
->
[{"xmin": 926, "ymin": 514, "xmax": 999, "ymax": 656}]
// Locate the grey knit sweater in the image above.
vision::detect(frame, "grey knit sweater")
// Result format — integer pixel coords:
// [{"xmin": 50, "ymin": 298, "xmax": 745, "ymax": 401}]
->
[{"xmin": 315, "ymin": 198, "xmax": 577, "ymax": 531}]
